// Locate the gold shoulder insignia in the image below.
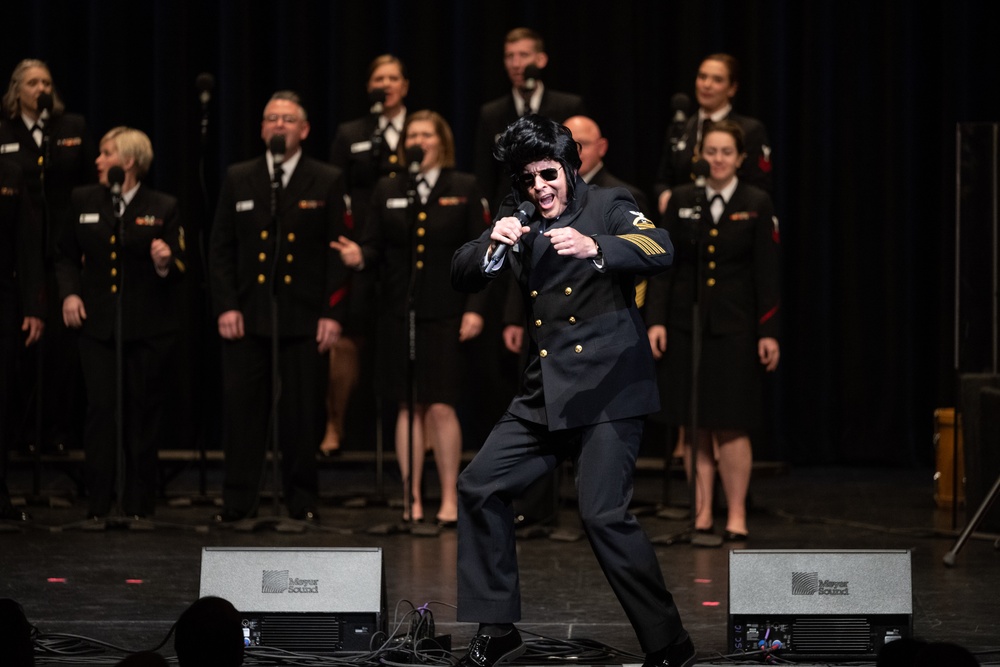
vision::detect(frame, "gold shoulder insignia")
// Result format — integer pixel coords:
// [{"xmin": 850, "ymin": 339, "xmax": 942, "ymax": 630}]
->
[{"xmin": 631, "ymin": 212, "xmax": 655, "ymax": 230}]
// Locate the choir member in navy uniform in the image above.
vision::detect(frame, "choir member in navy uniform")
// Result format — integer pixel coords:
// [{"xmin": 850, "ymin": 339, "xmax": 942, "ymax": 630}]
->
[
  {"xmin": 333, "ymin": 110, "xmax": 489, "ymax": 526},
  {"xmin": 0, "ymin": 59, "xmax": 94, "ymax": 456},
  {"xmin": 0, "ymin": 160, "xmax": 42, "ymax": 522},
  {"xmin": 473, "ymin": 28, "xmax": 586, "ymax": 211},
  {"xmin": 645, "ymin": 120, "xmax": 780, "ymax": 541},
  {"xmin": 652, "ymin": 53, "xmax": 772, "ymax": 215},
  {"xmin": 210, "ymin": 91, "xmax": 348, "ymax": 524},
  {"xmin": 56, "ymin": 127, "xmax": 184, "ymax": 520},
  {"xmin": 324, "ymin": 54, "xmax": 410, "ymax": 456},
  {"xmin": 451, "ymin": 114, "xmax": 696, "ymax": 667}
]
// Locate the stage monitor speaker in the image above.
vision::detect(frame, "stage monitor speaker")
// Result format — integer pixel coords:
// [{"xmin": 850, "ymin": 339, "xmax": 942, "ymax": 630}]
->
[
  {"xmin": 199, "ymin": 547, "xmax": 386, "ymax": 655},
  {"xmin": 729, "ymin": 550, "xmax": 912, "ymax": 661}
]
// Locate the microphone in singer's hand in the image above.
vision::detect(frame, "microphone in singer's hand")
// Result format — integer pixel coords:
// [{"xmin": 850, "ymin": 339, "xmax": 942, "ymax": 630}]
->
[
  {"xmin": 491, "ymin": 201, "xmax": 536, "ymax": 264},
  {"xmin": 196, "ymin": 72, "xmax": 215, "ymax": 106},
  {"xmin": 108, "ymin": 166, "xmax": 126, "ymax": 195},
  {"xmin": 670, "ymin": 92, "xmax": 691, "ymax": 124},
  {"xmin": 269, "ymin": 135, "xmax": 286, "ymax": 165},
  {"xmin": 405, "ymin": 145, "xmax": 424, "ymax": 175},
  {"xmin": 523, "ymin": 64, "xmax": 542, "ymax": 91}
]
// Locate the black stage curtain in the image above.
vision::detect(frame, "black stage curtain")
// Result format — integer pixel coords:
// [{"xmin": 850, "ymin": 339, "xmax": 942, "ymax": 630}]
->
[{"xmin": 4, "ymin": 0, "xmax": 997, "ymax": 466}]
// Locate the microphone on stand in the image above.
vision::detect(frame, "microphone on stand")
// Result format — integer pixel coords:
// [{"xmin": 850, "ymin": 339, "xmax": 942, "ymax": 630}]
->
[
  {"xmin": 405, "ymin": 145, "xmax": 424, "ymax": 178},
  {"xmin": 691, "ymin": 159, "xmax": 710, "ymax": 220},
  {"xmin": 108, "ymin": 165, "xmax": 126, "ymax": 216},
  {"xmin": 37, "ymin": 91, "xmax": 53, "ymax": 121},
  {"xmin": 196, "ymin": 73, "xmax": 214, "ymax": 140},
  {"xmin": 269, "ymin": 134, "xmax": 286, "ymax": 183},
  {"xmin": 368, "ymin": 88, "xmax": 387, "ymax": 115},
  {"xmin": 490, "ymin": 201, "xmax": 536, "ymax": 265},
  {"xmin": 405, "ymin": 145, "xmax": 424, "ymax": 205},
  {"xmin": 670, "ymin": 92, "xmax": 691, "ymax": 125},
  {"xmin": 523, "ymin": 64, "xmax": 542, "ymax": 92}
]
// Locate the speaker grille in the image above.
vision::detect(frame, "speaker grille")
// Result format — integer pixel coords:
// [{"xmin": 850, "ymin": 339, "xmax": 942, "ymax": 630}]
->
[
  {"xmin": 260, "ymin": 614, "xmax": 342, "ymax": 652},
  {"xmin": 792, "ymin": 617, "xmax": 871, "ymax": 654}
]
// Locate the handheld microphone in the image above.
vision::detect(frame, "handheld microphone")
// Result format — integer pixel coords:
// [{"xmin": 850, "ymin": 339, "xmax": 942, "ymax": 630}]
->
[
  {"xmin": 369, "ymin": 88, "xmax": 387, "ymax": 115},
  {"xmin": 523, "ymin": 64, "xmax": 542, "ymax": 91},
  {"xmin": 196, "ymin": 72, "xmax": 214, "ymax": 106},
  {"xmin": 490, "ymin": 201, "xmax": 536, "ymax": 264},
  {"xmin": 670, "ymin": 92, "xmax": 691, "ymax": 124}
]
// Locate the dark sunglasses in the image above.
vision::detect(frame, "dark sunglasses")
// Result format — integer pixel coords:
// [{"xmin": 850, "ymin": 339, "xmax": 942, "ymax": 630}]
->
[{"xmin": 519, "ymin": 165, "xmax": 562, "ymax": 187}]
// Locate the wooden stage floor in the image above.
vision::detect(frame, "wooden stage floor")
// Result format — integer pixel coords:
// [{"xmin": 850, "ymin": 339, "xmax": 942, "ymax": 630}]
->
[{"xmin": 2, "ymin": 460, "xmax": 999, "ymax": 665}]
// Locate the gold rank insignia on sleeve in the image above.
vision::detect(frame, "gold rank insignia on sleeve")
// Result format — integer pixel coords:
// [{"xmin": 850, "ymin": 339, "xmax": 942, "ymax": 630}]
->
[
  {"xmin": 630, "ymin": 212, "xmax": 655, "ymax": 230},
  {"xmin": 619, "ymin": 233, "xmax": 667, "ymax": 256},
  {"xmin": 298, "ymin": 200, "xmax": 326, "ymax": 209}
]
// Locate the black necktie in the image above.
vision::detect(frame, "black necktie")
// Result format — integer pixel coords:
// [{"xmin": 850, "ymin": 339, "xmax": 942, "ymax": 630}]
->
[
  {"xmin": 31, "ymin": 123, "xmax": 43, "ymax": 147},
  {"xmin": 273, "ymin": 164, "xmax": 284, "ymax": 188}
]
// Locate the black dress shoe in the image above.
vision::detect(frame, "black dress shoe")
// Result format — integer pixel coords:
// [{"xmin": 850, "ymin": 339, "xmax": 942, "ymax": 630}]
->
[
  {"xmin": 459, "ymin": 627, "xmax": 526, "ymax": 667},
  {"xmin": 643, "ymin": 636, "xmax": 696, "ymax": 667},
  {"xmin": 436, "ymin": 518, "xmax": 457, "ymax": 529},
  {"xmin": 724, "ymin": 530, "xmax": 749, "ymax": 542}
]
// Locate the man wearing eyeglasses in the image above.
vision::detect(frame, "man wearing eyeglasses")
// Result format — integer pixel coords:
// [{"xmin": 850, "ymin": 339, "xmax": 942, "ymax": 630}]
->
[
  {"xmin": 451, "ymin": 114, "xmax": 696, "ymax": 667},
  {"xmin": 209, "ymin": 91, "xmax": 348, "ymax": 525}
]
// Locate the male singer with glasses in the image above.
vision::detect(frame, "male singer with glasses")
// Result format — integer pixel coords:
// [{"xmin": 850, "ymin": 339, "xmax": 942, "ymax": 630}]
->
[
  {"xmin": 209, "ymin": 91, "xmax": 348, "ymax": 525},
  {"xmin": 451, "ymin": 114, "xmax": 697, "ymax": 667}
]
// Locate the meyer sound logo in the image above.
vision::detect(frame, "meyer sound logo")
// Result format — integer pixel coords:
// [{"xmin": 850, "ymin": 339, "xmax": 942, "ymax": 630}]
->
[
  {"xmin": 262, "ymin": 569, "xmax": 320, "ymax": 594},
  {"xmin": 792, "ymin": 572, "xmax": 849, "ymax": 595}
]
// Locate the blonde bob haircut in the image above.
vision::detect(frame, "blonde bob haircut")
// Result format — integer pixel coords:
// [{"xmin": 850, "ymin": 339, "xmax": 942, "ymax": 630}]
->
[{"xmin": 101, "ymin": 126, "xmax": 154, "ymax": 178}]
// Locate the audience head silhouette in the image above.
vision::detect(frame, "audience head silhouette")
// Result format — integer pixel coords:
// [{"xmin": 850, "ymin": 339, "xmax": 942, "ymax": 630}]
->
[
  {"xmin": 0, "ymin": 598, "xmax": 34, "ymax": 667},
  {"xmin": 174, "ymin": 596, "xmax": 244, "ymax": 666}
]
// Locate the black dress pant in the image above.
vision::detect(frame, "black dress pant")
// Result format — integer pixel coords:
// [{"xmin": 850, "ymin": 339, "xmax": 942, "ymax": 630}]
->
[
  {"xmin": 78, "ymin": 333, "xmax": 174, "ymax": 517},
  {"xmin": 220, "ymin": 334, "xmax": 327, "ymax": 517},
  {"xmin": 456, "ymin": 413, "xmax": 686, "ymax": 653}
]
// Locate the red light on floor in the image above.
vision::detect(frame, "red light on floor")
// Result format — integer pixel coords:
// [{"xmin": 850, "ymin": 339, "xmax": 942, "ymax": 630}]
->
[
  {"xmin": 47, "ymin": 578, "xmax": 67, "ymax": 583},
  {"xmin": 701, "ymin": 601, "xmax": 721, "ymax": 607},
  {"xmin": 125, "ymin": 579, "xmax": 144, "ymax": 585}
]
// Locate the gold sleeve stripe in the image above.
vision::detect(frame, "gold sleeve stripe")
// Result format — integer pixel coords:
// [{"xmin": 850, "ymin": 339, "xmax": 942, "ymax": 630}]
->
[
  {"xmin": 634, "ymin": 278, "xmax": 647, "ymax": 308},
  {"xmin": 618, "ymin": 233, "xmax": 666, "ymax": 256}
]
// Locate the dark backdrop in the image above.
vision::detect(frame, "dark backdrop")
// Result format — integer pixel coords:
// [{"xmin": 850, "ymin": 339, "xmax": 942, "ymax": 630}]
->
[{"xmin": 4, "ymin": 0, "xmax": 998, "ymax": 467}]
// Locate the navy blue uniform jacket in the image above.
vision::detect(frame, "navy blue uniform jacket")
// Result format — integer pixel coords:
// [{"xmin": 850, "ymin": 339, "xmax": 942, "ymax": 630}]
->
[{"xmin": 452, "ymin": 182, "xmax": 673, "ymax": 430}]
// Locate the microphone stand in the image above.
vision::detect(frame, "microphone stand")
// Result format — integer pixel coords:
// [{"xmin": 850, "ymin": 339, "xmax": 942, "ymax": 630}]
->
[{"xmin": 653, "ymin": 170, "xmax": 722, "ymax": 548}]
